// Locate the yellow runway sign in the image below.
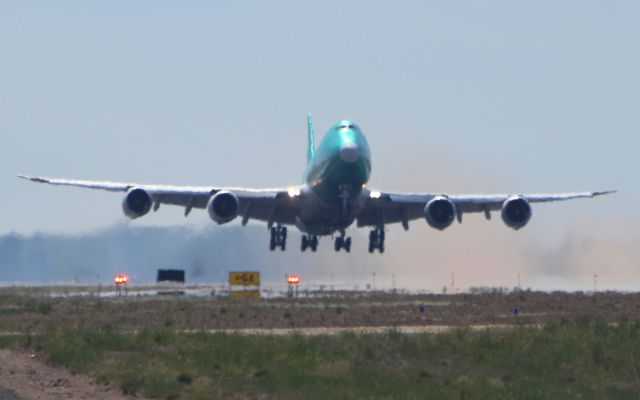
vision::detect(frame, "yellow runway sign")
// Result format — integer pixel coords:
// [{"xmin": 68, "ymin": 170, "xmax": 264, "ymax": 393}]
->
[{"xmin": 229, "ymin": 271, "xmax": 260, "ymax": 286}]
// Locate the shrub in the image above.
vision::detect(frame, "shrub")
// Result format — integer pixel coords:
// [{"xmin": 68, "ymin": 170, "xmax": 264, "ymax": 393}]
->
[{"xmin": 177, "ymin": 373, "xmax": 193, "ymax": 385}]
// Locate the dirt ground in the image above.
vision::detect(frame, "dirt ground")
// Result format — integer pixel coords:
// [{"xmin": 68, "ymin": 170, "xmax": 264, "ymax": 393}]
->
[{"xmin": 0, "ymin": 349, "xmax": 146, "ymax": 400}]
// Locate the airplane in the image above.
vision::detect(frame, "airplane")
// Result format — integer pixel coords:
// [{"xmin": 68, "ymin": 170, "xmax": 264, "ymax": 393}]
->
[{"xmin": 18, "ymin": 114, "xmax": 615, "ymax": 253}]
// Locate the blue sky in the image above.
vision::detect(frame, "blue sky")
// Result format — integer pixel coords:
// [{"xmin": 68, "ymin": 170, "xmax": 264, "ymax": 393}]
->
[{"xmin": 1, "ymin": 1, "xmax": 637, "ymax": 237}]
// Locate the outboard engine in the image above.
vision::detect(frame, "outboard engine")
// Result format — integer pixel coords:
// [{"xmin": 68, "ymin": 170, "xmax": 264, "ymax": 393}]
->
[
  {"xmin": 424, "ymin": 196, "xmax": 456, "ymax": 230},
  {"xmin": 207, "ymin": 190, "xmax": 240, "ymax": 224},
  {"xmin": 501, "ymin": 195, "xmax": 532, "ymax": 230},
  {"xmin": 122, "ymin": 187, "xmax": 152, "ymax": 219}
]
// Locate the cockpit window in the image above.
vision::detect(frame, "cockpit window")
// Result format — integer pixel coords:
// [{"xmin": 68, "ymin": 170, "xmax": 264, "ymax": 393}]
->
[{"xmin": 339, "ymin": 124, "xmax": 353, "ymax": 129}]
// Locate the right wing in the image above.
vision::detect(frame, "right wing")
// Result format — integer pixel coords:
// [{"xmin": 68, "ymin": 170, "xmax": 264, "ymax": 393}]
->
[
  {"xmin": 357, "ymin": 189, "xmax": 616, "ymax": 228},
  {"xmin": 18, "ymin": 175, "xmax": 301, "ymax": 226}
]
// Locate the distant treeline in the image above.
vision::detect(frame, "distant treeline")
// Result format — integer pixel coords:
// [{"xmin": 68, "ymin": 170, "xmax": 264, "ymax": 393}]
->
[
  {"xmin": 0, "ymin": 224, "xmax": 384, "ymax": 285},
  {"xmin": 0, "ymin": 224, "xmax": 348, "ymax": 284}
]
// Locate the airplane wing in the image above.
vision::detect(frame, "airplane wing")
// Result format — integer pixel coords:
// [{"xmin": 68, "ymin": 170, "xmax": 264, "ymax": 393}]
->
[
  {"xmin": 17, "ymin": 175, "xmax": 300, "ymax": 226},
  {"xmin": 356, "ymin": 189, "xmax": 617, "ymax": 229}
]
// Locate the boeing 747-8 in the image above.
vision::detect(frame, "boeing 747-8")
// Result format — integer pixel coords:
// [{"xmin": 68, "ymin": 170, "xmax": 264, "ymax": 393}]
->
[{"xmin": 19, "ymin": 115, "xmax": 615, "ymax": 253}]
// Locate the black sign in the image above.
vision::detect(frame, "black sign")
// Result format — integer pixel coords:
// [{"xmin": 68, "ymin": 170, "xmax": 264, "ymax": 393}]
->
[{"xmin": 157, "ymin": 269, "xmax": 185, "ymax": 283}]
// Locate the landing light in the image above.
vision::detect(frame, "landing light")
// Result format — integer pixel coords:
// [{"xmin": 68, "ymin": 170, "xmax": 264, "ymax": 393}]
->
[
  {"xmin": 288, "ymin": 188, "xmax": 301, "ymax": 197},
  {"xmin": 370, "ymin": 191, "xmax": 382, "ymax": 199}
]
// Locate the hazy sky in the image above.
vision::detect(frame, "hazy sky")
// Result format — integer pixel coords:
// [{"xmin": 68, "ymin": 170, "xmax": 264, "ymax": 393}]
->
[{"xmin": 1, "ymin": 1, "xmax": 638, "ymax": 242}]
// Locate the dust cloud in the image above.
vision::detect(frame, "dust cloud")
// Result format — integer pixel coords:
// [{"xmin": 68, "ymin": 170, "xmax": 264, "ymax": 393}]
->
[{"xmin": 0, "ymin": 211, "xmax": 636, "ymax": 292}]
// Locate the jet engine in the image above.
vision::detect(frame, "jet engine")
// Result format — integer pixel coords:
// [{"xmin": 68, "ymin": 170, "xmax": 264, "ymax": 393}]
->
[
  {"xmin": 424, "ymin": 196, "xmax": 456, "ymax": 230},
  {"xmin": 501, "ymin": 195, "xmax": 532, "ymax": 230},
  {"xmin": 207, "ymin": 190, "xmax": 240, "ymax": 224},
  {"xmin": 122, "ymin": 187, "xmax": 152, "ymax": 219}
]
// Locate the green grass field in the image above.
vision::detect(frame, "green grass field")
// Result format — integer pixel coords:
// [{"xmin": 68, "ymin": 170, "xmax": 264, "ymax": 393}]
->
[{"xmin": 2, "ymin": 318, "xmax": 640, "ymax": 399}]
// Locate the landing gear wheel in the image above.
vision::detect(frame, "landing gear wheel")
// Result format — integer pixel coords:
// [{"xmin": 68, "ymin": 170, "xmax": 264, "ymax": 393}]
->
[
  {"xmin": 269, "ymin": 227, "xmax": 277, "ymax": 251},
  {"xmin": 334, "ymin": 236, "xmax": 343, "ymax": 252},
  {"xmin": 279, "ymin": 226, "xmax": 287, "ymax": 251},
  {"xmin": 269, "ymin": 225, "xmax": 287, "ymax": 251},
  {"xmin": 368, "ymin": 230, "xmax": 377, "ymax": 253},
  {"xmin": 368, "ymin": 228, "xmax": 385, "ymax": 253},
  {"xmin": 302, "ymin": 235, "xmax": 318, "ymax": 252},
  {"xmin": 334, "ymin": 233, "xmax": 351, "ymax": 252}
]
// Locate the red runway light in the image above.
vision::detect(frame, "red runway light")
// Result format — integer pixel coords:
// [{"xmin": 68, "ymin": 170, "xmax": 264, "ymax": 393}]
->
[
  {"xmin": 287, "ymin": 275, "xmax": 301, "ymax": 285},
  {"xmin": 114, "ymin": 274, "xmax": 129, "ymax": 284}
]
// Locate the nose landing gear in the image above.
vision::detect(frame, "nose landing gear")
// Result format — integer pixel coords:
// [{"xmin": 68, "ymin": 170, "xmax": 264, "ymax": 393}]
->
[
  {"xmin": 269, "ymin": 225, "xmax": 287, "ymax": 251},
  {"xmin": 368, "ymin": 228, "xmax": 385, "ymax": 253},
  {"xmin": 301, "ymin": 235, "xmax": 318, "ymax": 252},
  {"xmin": 334, "ymin": 231, "xmax": 352, "ymax": 253}
]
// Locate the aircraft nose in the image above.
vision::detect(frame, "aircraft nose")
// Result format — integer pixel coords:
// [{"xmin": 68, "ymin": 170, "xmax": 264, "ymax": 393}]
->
[{"xmin": 339, "ymin": 141, "xmax": 360, "ymax": 163}]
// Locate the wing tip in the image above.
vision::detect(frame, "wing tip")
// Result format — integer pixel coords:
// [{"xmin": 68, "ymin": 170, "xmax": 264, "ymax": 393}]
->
[
  {"xmin": 593, "ymin": 189, "xmax": 617, "ymax": 197},
  {"xmin": 17, "ymin": 174, "xmax": 48, "ymax": 183},
  {"xmin": 17, "ymin": 174, "xmax": 33, "ymax": 181}
]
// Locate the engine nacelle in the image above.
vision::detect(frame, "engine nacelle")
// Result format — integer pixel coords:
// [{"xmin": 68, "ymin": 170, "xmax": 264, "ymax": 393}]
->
[
  {"xmin": 501, "ymin": 195, "xmax": 532, "ymax": 230},
  {"xmin": 207, "ymin": 190, "xmax": 239, "ymax": 224},
  {"xmin": 425, "ymin": 196, "xmax": 456, "ymax": 230},
  {"xmin": 122, "ymin": 187, "xmax": 152, "ymax": 219}
]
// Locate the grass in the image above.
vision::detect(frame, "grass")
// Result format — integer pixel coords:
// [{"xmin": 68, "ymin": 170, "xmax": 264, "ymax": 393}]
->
[{"xmin": 1, "ymin": 319, "xmax": 640, "ymax": 399}]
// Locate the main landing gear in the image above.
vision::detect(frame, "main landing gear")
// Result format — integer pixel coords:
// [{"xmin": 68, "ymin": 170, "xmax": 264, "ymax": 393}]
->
[
  {"xmin": 269, "ymin": 225, "xmax": 287, "ymax": 251},
  {"xmin": 334, "ymin": 231, "xmax": 351, "ymax": 253},
  {"xmin": 301, "ymin": 235, "xmax": 319, "ymax": 252},
  {"xmin": 368, "ymin": 228, "xmax": 385, "ymax": 253}
]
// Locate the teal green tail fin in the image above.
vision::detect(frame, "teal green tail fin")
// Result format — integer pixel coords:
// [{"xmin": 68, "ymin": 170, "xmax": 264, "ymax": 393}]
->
[{"xmin": 307, "ymin": 113, "xmax": 315, "ymax": 164}]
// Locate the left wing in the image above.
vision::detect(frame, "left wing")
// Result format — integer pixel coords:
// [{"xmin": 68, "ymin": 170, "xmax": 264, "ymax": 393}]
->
[
  {"xmin": 357, "ymin": 189, "xmax": 616, "ymax": 229},
  {"xmin": 17, "ymin": 175, "xmax": 301, "ymax": 226}
]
